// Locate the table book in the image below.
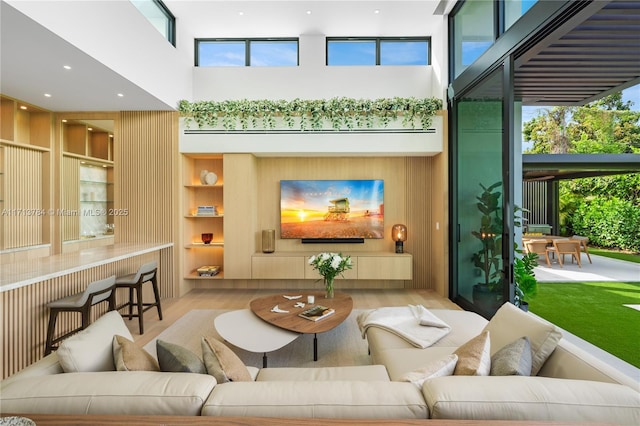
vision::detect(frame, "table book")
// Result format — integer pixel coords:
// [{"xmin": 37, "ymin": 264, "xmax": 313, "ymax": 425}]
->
[{"xmin": 299, "ymin": 305, "xmax": 335, "ymax": 321}]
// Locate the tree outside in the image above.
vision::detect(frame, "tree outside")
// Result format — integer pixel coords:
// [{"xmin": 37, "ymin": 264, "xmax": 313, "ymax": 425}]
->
[{"xmin": 523, "ymin": 90, "xmax": 640, "ymax": 253}]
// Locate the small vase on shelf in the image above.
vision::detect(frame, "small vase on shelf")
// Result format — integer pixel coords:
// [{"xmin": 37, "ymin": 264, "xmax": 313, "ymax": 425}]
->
[{"xmin": 324, "ymin": 277, "xmax": 334, "ymax": 299}]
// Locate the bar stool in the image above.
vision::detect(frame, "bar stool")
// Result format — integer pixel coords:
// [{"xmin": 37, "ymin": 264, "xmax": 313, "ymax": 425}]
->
[
  {"xmin": 115, "ymin": 261, "xmax": 162, "ymax": 334},
  {"xmin": 45, "ymin": 275, "xmax": 116, "ymax": 355}
]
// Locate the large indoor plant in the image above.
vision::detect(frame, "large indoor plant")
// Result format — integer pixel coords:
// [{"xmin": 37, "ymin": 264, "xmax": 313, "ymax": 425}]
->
[
  {"xmin": 471, "ymin": 182, "xmax": 504, "ymax": 312},
  {"xmin": 308, "ymin": 252, "xmax": 352, "ymax": 299}
]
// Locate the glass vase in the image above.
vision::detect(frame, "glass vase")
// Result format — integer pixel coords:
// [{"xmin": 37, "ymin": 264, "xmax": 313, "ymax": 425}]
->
[{"xmin": 324, "ymin": 277, "xmax": 334, "ymax": 299}]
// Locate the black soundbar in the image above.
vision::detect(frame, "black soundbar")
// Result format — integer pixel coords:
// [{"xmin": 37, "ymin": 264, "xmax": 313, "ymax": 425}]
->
[{"xmin": 301, "ymin": 238, "xmax": 364, "ymax": 244}]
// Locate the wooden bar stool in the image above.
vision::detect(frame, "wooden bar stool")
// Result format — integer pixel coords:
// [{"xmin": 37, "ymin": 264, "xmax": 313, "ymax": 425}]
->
[
  {"xmin": 45, "ymin": 275, "xmax": 116, "ymax": 355},
  {"xmin": 115, "ymin": 261, "xmax": 162, "ymax": 334}
]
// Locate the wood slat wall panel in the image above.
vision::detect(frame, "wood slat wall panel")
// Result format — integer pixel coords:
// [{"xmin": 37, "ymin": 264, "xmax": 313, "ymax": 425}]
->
[
  {"xmin": 2, "ymin": 146, "xmax": 43, "ymax": 248},
  {"xmin": 116, "ymin": 111, "xmax": 179, "ymax": 299},
  {"xmin": 405, "ymin": 157, "xmax": 433, "ymax": 289},
  {"xmin": 61, "ymin": 156, "xmax": 80, "ymax": 241},
  {"xmin": 0, "ymin": 251, "xmax": 163, "ymax": 379}
]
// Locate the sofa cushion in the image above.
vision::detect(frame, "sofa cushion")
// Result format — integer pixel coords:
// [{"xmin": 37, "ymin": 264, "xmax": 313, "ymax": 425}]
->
[
  {"xmin": 256, "ymin": 365, "xmax": 390, "ymax": 382},
  {"xmin": 422, "ymin": 375, "xmax": 640, "ymax": 424},
  {"xmin": 201, "ymin": 381, "xmax": 428, "ymax": 419},
  {"xmin": 201, "ymin": 337, "xmax": 252, "ymax": 383},
  {"xmin": 156, "ymin": 340, "xmax": 206, "ymax": 374},
  {"xmin": 57, "ymin": 311, "xmax": 132, "ymax": 373},
  {"xmin": 490, "ymin": 336, "xmax": 531, "ymax": 376},
  {"xmin": 113, "ymin": 335, "xmax": 159, "ymax": 372},
  {"xmin": 483, "ymin": 302, "xmax": 561, "ymax": 375},
  {"xmin": 453, "ymin": 331, "xmax": 491, "ymax": 376},
  {"xmin": 400, "ymin": 354, "xmax": 458, "ymax": 388},
  {"xmin": 375, "ymin": 346, "xmax": 456, "ymax": 381},
  {"xmin": 0, "ymin": 371, "xmax": 217, "ymax": 416}
]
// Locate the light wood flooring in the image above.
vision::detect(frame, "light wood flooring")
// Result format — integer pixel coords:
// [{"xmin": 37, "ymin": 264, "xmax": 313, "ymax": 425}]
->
[{"xmin": 127, "ymin": 288, "xmax": 459, "ymax": 347}]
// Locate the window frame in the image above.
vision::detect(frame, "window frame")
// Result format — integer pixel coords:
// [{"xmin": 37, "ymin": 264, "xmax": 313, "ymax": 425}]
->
[
  {"xmin": 195, "ymin": 38, "xmax": 300, "ymax": 67},
  {"xmin": 132, "ymin": 0, "xmax": 176, "ymax": 46},
  {"xmin": 326, "ymin": 36, "xmax": 431, "ymax": 66}
]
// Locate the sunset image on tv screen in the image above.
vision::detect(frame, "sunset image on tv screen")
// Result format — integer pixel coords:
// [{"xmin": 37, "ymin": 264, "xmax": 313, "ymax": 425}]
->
[{"xmin": 280, "ymin": 180, "xmax": 384, "ymax": 239}]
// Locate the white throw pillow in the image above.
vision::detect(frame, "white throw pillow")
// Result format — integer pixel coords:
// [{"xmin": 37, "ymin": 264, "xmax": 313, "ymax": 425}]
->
[
  {"xmin": 483, "ymin": 302, "xmax": 562, "ymax": 375},
  {"xmin": 57, "ymin": 311, "xmax": 132, "ymax": 373},
  {"xmin": 400, "ymin": 354, "xmax": 458, "ymax": 388}
]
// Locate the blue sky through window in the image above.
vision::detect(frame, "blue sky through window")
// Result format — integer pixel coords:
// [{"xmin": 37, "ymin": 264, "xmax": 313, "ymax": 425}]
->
[
  {"xmin": 328, "ymin": 40, "xmax": 376, "ymax": 66},
  {"xmin": 251, "ymin": 41, "xmax": 298, "ymax": 66},
  {"xmin": 380, "ymin": 41, "xmax": 428, "ymax": 65},
  {"xmin": 199, "ymin": 41, "xmax": 245, "ymax": 66}
]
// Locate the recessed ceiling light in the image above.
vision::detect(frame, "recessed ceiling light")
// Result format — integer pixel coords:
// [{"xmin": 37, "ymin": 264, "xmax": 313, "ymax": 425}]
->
[
  {"xmin": 374, "ymin": 9, "xmax": 380, "ymax": 14},
  {"xmin": 117, "ymin": 93, "xmax": 124, "ymax": 97},
  {"xmin": 44, "ymin": 93, "xmax": 51, "ymax": 97},
  {"xmin": 20, "ymin": 105, "xmax": 27, "ymax": 110},
  {"xmin": 306, "ymin": 10, "xmax": 312, "ymax": 15},
  {"xmin": 238, "ymin": 11, "xmax": 244, "ymax": 16},
  {"xmin": 102, "ymin": 165, "xmax": 108, "ymax": 168},
  {"xmin": 88, "ymin": 127, "xmax": 93, "ymax": 131},
  {"xmin": 63, "ymin": 65, "xmax": 71, "ymax": 70},
  {"xmin": 62, "ymin": 119, "xmax": 67, "ymax": 122}
]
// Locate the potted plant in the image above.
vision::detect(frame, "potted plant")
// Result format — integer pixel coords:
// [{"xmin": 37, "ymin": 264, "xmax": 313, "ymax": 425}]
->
[
  {"xmin": 514, "ymin": 243, "xmax": 539, "ymax": 311},
  {"xmin": 471, "ymin": 182, "xmax": 504, "ymax": 312}
]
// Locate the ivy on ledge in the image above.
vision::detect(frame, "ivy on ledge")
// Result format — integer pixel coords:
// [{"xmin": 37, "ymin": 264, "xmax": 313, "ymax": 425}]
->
[{"xmin": 178, "ymin": 97, "xmax": 443, "ymax": 132}]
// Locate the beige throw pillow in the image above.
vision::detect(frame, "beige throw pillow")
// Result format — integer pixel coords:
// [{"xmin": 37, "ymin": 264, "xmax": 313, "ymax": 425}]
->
[
  {"xmin": 400, "ymin": 354, "xmax": 458, "ymax": 388},
  {"xmin": 490, "ymin": 336, "xmax": 532, "ymax": 376},
  {"xmin": 483, "ymin": 302, "xmax": 562, "ymax": 375},
  {"xmin": 201, "ymin": 337, "xmax": 252, "ymax": 383},
  {"xmin": 113, "ymin": 335, "xmax": 159, "ymax": 371},
  {"xmin": 453, "ymin": 330, "xmax": 491, "ymax": 376}
]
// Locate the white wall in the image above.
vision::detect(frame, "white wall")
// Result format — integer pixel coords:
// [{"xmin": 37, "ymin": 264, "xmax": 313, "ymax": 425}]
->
[{"xmin": 7, "ymin": 0, "xmax": 192, "ymax": 109}]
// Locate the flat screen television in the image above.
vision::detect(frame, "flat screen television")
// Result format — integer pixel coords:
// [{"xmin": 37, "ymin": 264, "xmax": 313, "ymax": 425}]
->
[{"xmin": 280, "ymin": 179, "xmax": 384, "ymax": 242}]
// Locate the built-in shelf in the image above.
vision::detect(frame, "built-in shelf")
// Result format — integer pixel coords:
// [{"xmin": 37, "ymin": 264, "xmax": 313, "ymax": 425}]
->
[
  {"xmin": 185, "ymin": 271, "xmax": 225, "ymax": 280},
  {"xmin": 185, "ymin": 243, "xmax": 224, "ymax": 248},
  {"xmin": 184, "ymin": 184, "xmax": 223, "ymax": 189},
  {"xmin": 182, "ymin": 155, "xmax": 225, "ymax": 286}
]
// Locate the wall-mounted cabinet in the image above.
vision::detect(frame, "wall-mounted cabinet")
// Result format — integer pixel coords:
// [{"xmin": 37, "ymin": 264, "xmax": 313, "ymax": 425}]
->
[
  {"xmin": 62, "ymin": 119, "xmax": 114, "ymax": 162},
  {"xmin": 251, "ymin": 252, "xmax": 411, "ymax": 280},
  {"xmin": 182, "ymin": 155, "xmax": 225, "ymax": 280},
  {"xmin": 1, "ymin": 96, "xmax": 52, "ymax": 150}
]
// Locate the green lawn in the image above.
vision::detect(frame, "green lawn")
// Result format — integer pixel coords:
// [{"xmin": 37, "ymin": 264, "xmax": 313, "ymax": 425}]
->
[
  {"xmin": 528, "ymin": 281, "xmax": 640, "ymax": 368},
  {"xmin": 589, "ymin": 248, "xmax": 640, "ymax": 264}
]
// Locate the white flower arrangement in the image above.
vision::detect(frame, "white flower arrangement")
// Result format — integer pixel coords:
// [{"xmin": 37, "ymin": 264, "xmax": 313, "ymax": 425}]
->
[{"xmin": 308, "ymin": 252, "xmax": 352, "ymax": 297}]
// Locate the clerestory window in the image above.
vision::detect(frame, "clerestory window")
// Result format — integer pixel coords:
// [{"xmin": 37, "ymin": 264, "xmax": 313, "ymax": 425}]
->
[
  {"xmin": 196, "ymin": 38, "xmax": 299, "ymax": 67},
  {"xmin": 327, "ymin": 37, "xmax": 430, "ymax": 66}
]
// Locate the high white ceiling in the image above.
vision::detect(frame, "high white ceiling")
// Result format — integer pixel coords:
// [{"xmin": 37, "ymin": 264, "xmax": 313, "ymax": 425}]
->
[{"xmin": 0, "ymin": 0, "xmax": 452, "ymax": 112}]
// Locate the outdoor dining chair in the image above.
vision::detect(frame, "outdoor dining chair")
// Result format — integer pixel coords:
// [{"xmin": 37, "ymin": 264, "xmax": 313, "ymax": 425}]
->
[
  {"xmin": 524, "ymin": 239, "xmax": 552, "ymax": 267},
  {"xmin": 571, "ymin": 235, "xmax": 592, "ymax": 264},
  {"xmin": 549, "ymin": 239, "xmax": 582, "ymax": 268}
]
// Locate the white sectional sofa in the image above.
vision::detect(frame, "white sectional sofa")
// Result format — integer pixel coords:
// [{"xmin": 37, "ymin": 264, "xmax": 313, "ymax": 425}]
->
[{"xmin": 1, "ymin": 304, "xmax": 638, "ymax": 424}]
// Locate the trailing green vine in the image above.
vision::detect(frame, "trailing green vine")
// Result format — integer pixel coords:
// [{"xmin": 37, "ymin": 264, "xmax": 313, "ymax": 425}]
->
[{"xmin": 178, "ymin": 97, "xmax": 442, "ymax": 131}]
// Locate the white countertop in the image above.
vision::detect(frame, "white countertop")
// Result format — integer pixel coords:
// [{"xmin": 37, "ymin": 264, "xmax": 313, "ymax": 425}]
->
[{"xmin": 0, "ymin": 242, "xmax": 173, "ymax": 292}]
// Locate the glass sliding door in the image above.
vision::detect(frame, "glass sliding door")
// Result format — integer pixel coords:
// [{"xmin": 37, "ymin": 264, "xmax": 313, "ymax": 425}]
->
[{"xmin": 452, "ymin": 68, "xmax": 509, "ymax": 317}]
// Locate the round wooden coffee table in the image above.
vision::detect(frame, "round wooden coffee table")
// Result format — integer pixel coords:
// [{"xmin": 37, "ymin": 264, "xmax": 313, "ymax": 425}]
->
[{"xmin": 249, "ymin": 291, "xmax": 353, "ymax": 362}]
